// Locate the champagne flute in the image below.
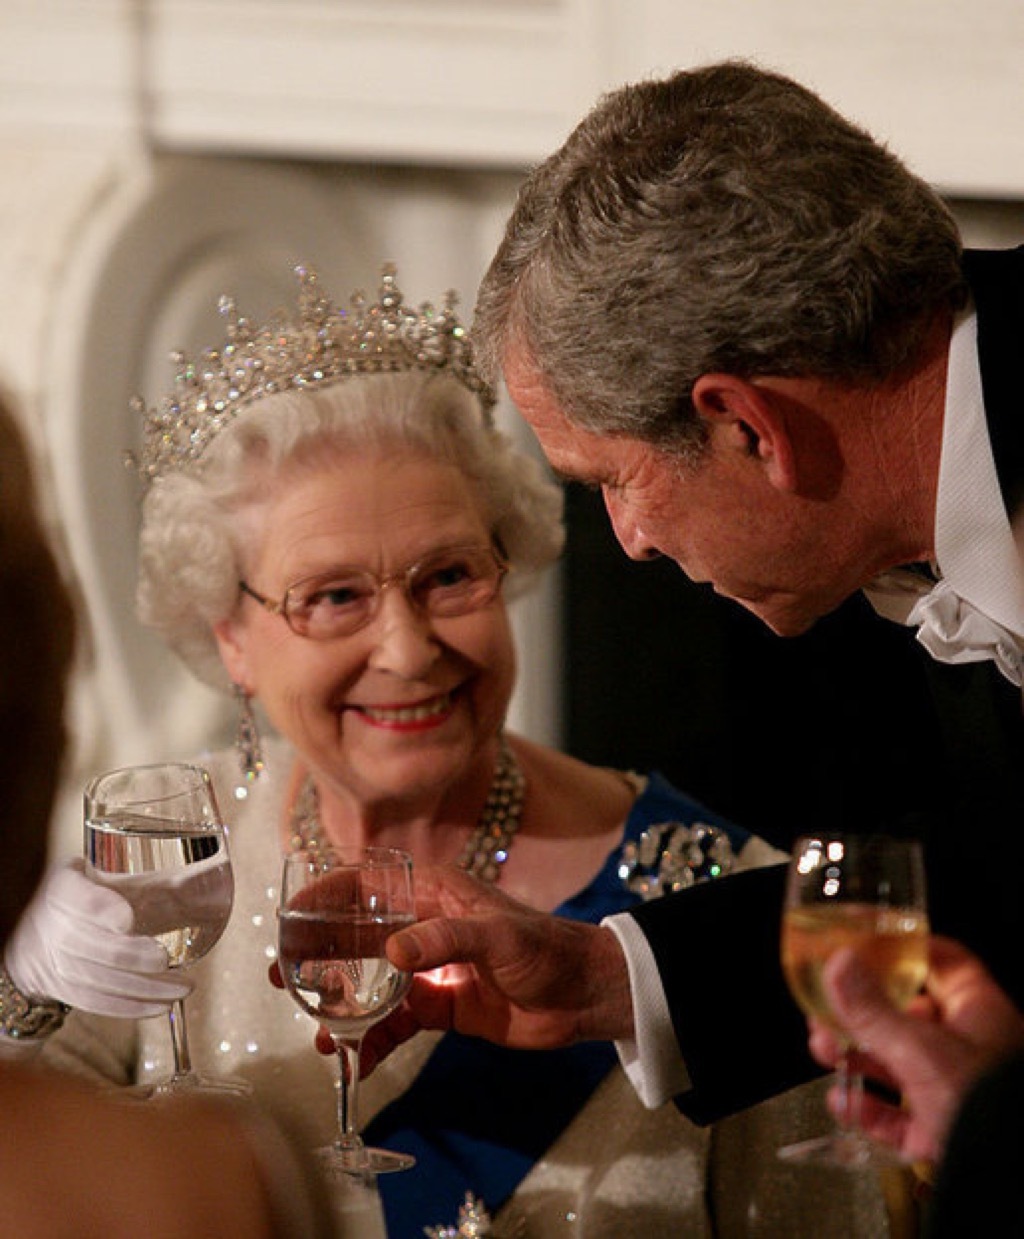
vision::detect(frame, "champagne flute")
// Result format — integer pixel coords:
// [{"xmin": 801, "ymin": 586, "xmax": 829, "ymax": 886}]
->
[
  {"xmin": 278, "ymin": 846, "xmax": 416, "ymax": 1176},
  {"xmin": 779, "ymin": 832, "xmax": 929, "ymax": 1168},
  {"xmin": 84, "ymin": 761, "xmax": 245, "ymax": 1098}
]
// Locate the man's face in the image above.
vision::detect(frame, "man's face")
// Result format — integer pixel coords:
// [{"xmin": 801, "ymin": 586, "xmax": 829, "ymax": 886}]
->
[{"xmin": 504, "ymin": 350, "xmax": 877, "ymax": 636}]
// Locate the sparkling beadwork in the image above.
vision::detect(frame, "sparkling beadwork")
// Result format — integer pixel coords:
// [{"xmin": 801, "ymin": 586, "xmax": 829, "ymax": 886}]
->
[
  {"xmin": 424, "ymin": 1192, "xmax": 494, "ymax": 1238},
  {"xmin": 619, "ymin": 820, "xmax": 738, "ymax": 900},
  {"xmin": 128, "ymin": 264, "xmax": 496, "ymax": 486}
]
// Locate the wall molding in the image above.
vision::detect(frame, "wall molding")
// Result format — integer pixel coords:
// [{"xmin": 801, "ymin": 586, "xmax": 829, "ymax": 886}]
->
[{"xmin": 3, "ymin": 1, "xmax": 1023, "ymax": 192}]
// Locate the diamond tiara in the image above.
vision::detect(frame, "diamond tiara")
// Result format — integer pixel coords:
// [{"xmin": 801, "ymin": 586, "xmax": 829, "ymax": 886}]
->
[{"xmin": 129, "ymin": 263, "xmax": 496, "ymax": 485}]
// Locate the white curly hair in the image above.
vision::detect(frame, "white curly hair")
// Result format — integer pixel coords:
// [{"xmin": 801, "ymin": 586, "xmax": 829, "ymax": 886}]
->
[{"xmin": 136, "ymin": 371, "xmax": 564, "ymax": 691}]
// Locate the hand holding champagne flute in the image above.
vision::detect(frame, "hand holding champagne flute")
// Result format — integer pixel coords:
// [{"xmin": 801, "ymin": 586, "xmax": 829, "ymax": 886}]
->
[{"xmin": 779, "ymin": 832, "xmax": 929, "ymax": 1167}]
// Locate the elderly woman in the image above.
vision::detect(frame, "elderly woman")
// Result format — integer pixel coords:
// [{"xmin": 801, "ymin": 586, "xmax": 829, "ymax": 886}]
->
[{"xmin": 4, "ymin": 268, "xmax": 890, "ymax": 1237}]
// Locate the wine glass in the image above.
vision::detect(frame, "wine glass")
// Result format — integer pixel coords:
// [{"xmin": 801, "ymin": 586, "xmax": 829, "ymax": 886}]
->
[
  {"xmin": 278, "ymin": 846, "xmax": 416, "ymax": 1177},
  {"xmin": 778, "ymin": 832, "xmax": 929, "ymax": 1167},
  {"xmin": 83, "ymin": 761, "xmax": 245, "ymax": 1098}
]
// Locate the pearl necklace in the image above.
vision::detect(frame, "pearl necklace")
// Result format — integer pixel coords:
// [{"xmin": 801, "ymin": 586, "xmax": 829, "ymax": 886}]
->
[{"xmin": 288, "ymin": 734, "xmax": 525, "ymax": 883}]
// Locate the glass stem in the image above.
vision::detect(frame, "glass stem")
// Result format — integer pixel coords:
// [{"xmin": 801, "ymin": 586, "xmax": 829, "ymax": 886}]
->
[
  {"xmin": 334, "ymin": 1037, "xmax": 366, "ymax": 1168},
  {"xmin": 836, "ymin": 1050, "xmax": 865, "ymax": 1136},
  {"xmin": 167, "ymin": 998, "xmax": 192, "ymax": 1078}
]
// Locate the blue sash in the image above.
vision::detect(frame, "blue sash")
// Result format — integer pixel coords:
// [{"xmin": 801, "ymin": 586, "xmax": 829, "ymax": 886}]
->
[{"xmin": 367, "ymin": 774, "xmax": 748, "ymax": 1237}]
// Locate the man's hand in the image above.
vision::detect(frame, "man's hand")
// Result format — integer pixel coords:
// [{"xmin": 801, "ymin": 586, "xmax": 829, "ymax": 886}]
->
[
  {"xmin": 354, "ymin": 865, "xmax": 634, "ymax": 1072},
  {"xmin": 808, "ymin": 935, "xmax": 1024, "ymax": 1163}
]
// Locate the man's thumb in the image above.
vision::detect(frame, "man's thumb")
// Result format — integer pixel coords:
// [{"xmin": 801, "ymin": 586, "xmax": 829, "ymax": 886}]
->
[{"xmin": 822, "ymin": 946, "xmax": 897, "ymax": 1044}]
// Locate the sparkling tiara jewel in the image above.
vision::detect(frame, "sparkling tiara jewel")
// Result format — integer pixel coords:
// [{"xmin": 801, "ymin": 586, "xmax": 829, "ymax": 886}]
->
[{"xmin": 128, "ymin": 263, "xmax": 496, "ymax": 485}]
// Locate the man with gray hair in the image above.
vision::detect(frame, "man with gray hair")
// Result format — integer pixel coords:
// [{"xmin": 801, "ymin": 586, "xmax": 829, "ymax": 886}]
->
[{"xmin": 381, "ymin": 59, "xmax": 1024, "ymax": 1137}]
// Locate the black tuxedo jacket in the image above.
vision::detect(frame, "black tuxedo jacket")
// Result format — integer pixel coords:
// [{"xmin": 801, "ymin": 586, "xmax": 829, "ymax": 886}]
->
[
  {"xmin": 630, "ymin": 246, "xmax": 1024, "ymax": 1126},
  {"xmin": 926, "ymin": 1051, "xmax": 1024, "ymax": 1237}
]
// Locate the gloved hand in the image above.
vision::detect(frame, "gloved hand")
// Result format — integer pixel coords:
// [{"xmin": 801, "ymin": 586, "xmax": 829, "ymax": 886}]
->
[{"xmin": 4, "ymin": 858, "xmax": 192, "ymax": 1018}]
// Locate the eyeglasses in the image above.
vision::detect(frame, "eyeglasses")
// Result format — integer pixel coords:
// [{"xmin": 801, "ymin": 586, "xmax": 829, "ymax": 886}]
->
[{"xmin": 239, "ymin": 544, "xmax": 508, "ymax": 640}]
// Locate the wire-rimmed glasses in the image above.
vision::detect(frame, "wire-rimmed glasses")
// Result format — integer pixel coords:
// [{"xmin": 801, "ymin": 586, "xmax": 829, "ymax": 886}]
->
[{"xmin": 240, "ymin": 543, "xmax": 507, "ymax": 640}]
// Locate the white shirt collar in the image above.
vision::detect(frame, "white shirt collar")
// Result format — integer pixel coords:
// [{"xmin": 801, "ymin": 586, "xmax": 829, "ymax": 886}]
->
[
  {"xmin": 934, "ymin": 305, "xmax": 1024, "ymax": 638},
  {"xmin": 865, "ymin": 304, "xmax": 1024, "ymax": 687}
]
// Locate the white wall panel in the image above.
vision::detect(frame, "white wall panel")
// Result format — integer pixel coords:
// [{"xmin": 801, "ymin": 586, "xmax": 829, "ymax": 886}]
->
[
  {"xmin": 609, "ymin": 0, "xmax": 1024, "ymax": 196},
  {"xmin": 4, "ymin": 1, "xmax": 1024, "ymax": 191}
]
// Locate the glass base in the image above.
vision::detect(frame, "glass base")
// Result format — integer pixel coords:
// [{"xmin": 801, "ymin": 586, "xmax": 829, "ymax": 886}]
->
[
  {"xmin": 125, "ymin": 1071, "xmax": 254, "ymax": 1101},
  {"xmin": 778, "ymin": 1131, "xmax": 907, "ymax": 1170},
  {"xmin": 316, "ymin": 1144, "xmax": 415, "ymax": 1177}
]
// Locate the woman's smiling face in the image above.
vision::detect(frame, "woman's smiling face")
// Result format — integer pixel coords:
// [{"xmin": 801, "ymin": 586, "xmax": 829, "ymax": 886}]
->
[{"xmin": 214, "ymin": 447, "xmax": 516, "ymax": 807}]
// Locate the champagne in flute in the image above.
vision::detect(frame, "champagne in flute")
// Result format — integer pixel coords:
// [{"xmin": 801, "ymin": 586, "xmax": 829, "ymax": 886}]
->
[
  {"xmin": 778, "ymin": 833, "xmax": 929, "ymax": 1168},
  {"xmin": 782, "ymin": 902, "xmax": 929, "ymax": 1031}
]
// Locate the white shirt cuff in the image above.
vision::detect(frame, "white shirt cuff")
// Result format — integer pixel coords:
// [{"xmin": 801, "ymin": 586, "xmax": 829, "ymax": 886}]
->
[{"xmin": 603, "ymin": 910, "xmax": 691, "ymax": 1109}]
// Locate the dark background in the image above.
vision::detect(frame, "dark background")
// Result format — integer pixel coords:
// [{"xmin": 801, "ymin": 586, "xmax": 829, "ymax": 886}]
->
[{"xmin": 559, "ymin": 485, "xmax": 1024, "ymax": 908}]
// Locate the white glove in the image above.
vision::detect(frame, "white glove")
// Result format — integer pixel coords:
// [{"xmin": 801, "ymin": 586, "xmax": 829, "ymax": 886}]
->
[
  {"xmin": 100, "ymin": 852, "xmax": 233, "ymax": 941},
  {"xmin": 4, "ymin": 858, "xmax": 192, "ymax": 1018}
]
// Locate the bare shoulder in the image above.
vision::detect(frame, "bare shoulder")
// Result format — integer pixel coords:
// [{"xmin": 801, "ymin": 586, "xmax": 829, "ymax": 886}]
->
[{"xmin": 0, "ymin": 1066, "xmax": 280, "ymax": 1238}]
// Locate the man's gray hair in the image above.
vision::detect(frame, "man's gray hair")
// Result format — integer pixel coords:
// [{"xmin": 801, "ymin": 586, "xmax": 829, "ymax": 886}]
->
[{"xmin": 474, "ymin": 60, "xmax": 967, "ymax": 456}]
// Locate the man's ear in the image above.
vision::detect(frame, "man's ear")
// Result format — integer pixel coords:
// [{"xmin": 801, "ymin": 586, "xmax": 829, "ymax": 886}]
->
[{"xmin": 691, "ymin": 373, "xmax": 798, "ymax": 492}]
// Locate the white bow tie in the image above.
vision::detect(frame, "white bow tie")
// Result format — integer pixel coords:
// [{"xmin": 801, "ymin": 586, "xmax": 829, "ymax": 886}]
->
[
  {"xmin": 866, "ymin": 571, "xmax": 1024, "ymax": 687},
  {"xmin": 907, "ymin": 579, "xmax": 1024, "ymax": 687}
]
